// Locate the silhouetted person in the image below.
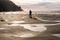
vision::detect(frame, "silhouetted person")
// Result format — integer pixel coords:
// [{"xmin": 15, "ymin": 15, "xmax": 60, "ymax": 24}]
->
[{"xmin": 29, "ymin": 10, "xmax": 32, "ymax": 18}]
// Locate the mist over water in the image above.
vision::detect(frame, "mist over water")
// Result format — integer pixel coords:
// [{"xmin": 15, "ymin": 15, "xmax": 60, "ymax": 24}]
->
[{"xmin": 0, "ymin": 11, "xmax": 60, "ymax": 14}]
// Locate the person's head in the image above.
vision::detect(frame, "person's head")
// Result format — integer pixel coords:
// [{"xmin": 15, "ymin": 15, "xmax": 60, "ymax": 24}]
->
[{"xmin": 29, "ymin": 10, "xmax": 32, "ymax": 11}]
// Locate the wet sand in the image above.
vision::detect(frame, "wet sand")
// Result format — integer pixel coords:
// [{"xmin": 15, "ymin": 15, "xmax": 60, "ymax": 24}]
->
[{"xmin": 0, "ymin": 13, "xmax": 60, "ymax": 40}]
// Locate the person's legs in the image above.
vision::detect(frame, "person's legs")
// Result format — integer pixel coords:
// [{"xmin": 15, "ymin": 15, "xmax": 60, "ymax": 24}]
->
[{"xmin": 29, "ymin": 13, "xmax": 32, "ymax": 18}]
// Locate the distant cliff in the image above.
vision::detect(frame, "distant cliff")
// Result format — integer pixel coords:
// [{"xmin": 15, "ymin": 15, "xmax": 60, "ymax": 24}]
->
[{"xmin": 0, "ymin": 0, "xmax": 23, "ymax": 12}]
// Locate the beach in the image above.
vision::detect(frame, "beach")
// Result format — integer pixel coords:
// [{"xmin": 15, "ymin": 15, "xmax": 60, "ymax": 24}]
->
[{"xmin": 0, "ymin": 11, "xmax": 60, "ymax": 40}]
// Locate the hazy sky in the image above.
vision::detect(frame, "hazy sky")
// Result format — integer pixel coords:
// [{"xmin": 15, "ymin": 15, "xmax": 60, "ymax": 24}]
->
[
  {"xmin": 10, "ymin": 0, "xmax": 60, "ymax": 5},
  {"xmin": 10, "ymin": 0, "xmax": 60, "ymax": 11}
]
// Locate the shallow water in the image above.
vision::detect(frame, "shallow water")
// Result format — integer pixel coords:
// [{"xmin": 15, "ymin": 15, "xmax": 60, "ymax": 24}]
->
[
  {"xmin": 52, "ymin": 34, "xmax": 60, "ymax": 38},
  {"xmin": 0, "ymin": 11, "xmax": 60, "ymax": 14},
  {"xmin": 1, "ymin": 23, "xmax": 60, "ymax": 33},
  {"xmin": 0, "ymin": 11, "xmax": 60, "ymax": 39},
  {"xmin": 0, "ymin": 28, "xmax": 6, "ymax": 30}
]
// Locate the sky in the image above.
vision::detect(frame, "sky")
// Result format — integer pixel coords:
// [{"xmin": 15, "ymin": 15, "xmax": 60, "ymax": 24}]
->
[
  {"xmin": 10, "ymin": 0, "xmax": 60, "ymax": 5},
  {"xmin": 10, "ymin": 0, "xmax": 60, "ymax": 11}
]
